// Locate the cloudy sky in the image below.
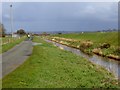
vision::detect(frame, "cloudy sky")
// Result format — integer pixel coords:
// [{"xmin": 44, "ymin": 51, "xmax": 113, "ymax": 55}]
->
[{"xmin": 2, "ymin": 2, "xmax": 118, "ymax": 33}]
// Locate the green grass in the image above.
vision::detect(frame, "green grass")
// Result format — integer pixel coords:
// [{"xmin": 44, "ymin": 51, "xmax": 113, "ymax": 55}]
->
[
  {"xmin": 51, "ymin": 32, "xmax": 119, "ymax": 57},
  {"xmin": 2, "ymin": 37, "xmax": 119, "ymax": 88},
  {"xmin": 2, "ymin": 37, "xmax": 13, "ymax": 44},
  {"xmin": 53, "ymin": 32, "xmax": 118, "ymax": 46},
  {"xmin": 1, "ymin": 36, "xmax": 26, "ymax": 53}
]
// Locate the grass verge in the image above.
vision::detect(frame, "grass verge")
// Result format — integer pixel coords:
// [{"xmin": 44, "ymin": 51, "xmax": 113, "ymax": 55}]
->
[
  {"xmin": 1, "ymin": 37, "xmax": 26, "ymax": 53},
  {"xmin": 2, "ymin": 37, "xmax": 119, "ymax": 88}
]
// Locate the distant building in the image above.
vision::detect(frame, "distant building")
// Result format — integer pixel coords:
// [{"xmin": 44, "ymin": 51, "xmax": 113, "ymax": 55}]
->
[
  {"xmin": 12, "ymin": 32, "xmax": 20, "ymax": 38},
  {"xmin": 39, "ymin": 33, "xmax": 50, "ymax": 36}
]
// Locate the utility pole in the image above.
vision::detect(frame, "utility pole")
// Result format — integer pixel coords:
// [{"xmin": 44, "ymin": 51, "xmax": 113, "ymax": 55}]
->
[{"xmin": 10, "ymin": 4, "xmax": 13, "ymax": 37}]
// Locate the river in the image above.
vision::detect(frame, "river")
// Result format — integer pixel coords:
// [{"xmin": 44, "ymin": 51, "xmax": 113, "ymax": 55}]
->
[{"xmin": 45, "ymin": 39, "xmax": 120, "ymax": 79}]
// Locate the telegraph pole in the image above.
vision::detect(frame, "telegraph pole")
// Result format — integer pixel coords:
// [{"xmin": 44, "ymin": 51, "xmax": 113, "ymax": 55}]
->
[{"xmin": 10, "ymin": 4, "xmax": 13, "ymax": 37}]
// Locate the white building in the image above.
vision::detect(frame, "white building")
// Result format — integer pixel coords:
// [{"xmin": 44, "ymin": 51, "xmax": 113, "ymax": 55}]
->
[{"xmin": 12, "ymin": 33, "xmax": 20, "ymax": 38}]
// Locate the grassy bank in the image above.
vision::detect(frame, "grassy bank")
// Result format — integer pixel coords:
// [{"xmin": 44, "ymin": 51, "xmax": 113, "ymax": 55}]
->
[
  {"xmin": 53, "ymin": 32, "xmax": 118, "ymax": 46},
  {"xmin": 49, "ymin": 32, "xmax": 119, "ymax": 60},
  {"xmin": 2, "ymin": 37, "xmax": 119, "ymax": 88},
  {"xmin": 1, "ymin": 36, "xmax": 26, "ymax": 53}
]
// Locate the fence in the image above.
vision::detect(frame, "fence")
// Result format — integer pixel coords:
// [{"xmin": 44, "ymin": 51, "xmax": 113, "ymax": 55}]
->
[{"xmin": 1, "ymin": 37, "xmax": 21, "ymax": 45}]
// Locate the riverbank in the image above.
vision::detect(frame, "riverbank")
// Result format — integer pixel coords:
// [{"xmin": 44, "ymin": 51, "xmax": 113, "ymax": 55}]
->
[
  {"xmin": 2, "ymin": 37, "xmax": 119, "ymax": 88},
  {"xmin": 48, "ymin": 32, "xmax": 119, "ymax": 61},
  {"xmin": 45, "ymin": 39, "xmax": 120, "ymax": 79}
]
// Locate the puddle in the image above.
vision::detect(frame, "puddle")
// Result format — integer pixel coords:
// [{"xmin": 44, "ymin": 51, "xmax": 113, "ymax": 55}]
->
[{"xmin": 32, "ymin": 42, "xmax": 42, "ymax": 46}]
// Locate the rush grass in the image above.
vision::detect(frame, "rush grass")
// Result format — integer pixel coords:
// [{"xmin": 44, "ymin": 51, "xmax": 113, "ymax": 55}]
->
[{"xmin": 2, "ymin": 37, "xmax": 119, "ymax": 88}]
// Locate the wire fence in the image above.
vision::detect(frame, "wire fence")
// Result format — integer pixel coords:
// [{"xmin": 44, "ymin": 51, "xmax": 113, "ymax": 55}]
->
[{"xmin": 1, "ymin": 37, "xmax": 21, "ymax": 45}]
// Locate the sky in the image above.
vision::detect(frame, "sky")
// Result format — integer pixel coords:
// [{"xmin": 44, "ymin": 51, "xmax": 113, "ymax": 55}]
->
[{"xmin": 1, "ymin": 2, "xmax": 118, "ymax": 33}]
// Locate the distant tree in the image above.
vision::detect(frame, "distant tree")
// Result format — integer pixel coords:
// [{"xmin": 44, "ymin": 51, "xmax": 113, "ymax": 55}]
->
[
  {"xmin": 42, "ymin": 32, "xmax": 47, "ymax": 34},
  {"xmin": 0, "ymin": 23, "xmax": 6, "ymax": 37},
  {"xmin": 112, "ymin": 29, "xmax": 117, "ymax": 31},
  {"xmin": 17, "ymin": 29, "xmax": 26, "ymax": 35},
  {"xmin": 41, "ymin": 32, "xmax": 50, "ymax": 36},
  {"xmin": 58, "ymin": 32, "xmax": 62, "ymax": 35}
]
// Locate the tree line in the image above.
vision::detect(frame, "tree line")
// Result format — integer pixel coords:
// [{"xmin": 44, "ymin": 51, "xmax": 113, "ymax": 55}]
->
[
  {"xmin": 0, "ymin": 23, "xmax": 26, "ymax": 37},
  {"xmin": 0, "ymin": 23, "xmax": 6, "ymax": 37}
]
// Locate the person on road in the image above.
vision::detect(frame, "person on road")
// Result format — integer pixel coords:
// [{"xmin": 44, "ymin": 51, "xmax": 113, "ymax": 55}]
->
[
  {"xmin": 28, "ymin": 34, "xmax": 30, "ymax": 38},
  {"xmin": 27, "ymin": 34, "xmax": 31, "ymax": 40}
]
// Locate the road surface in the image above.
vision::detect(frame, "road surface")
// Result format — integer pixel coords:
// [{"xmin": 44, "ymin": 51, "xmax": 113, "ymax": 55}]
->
[{"xmin": 1, "ymin": 40, "xmax": 33, "ymax": 78}]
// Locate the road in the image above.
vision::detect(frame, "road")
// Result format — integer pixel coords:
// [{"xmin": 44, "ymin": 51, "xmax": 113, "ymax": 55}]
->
[{"xmin": 1, "ymin": 40, "xmax": 33, "ymax": 78}]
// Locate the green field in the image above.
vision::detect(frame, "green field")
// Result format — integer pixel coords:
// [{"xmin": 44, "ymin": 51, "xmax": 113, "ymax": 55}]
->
[
  {"xmin": 2, "ymin": 37, "xmax": 119, "ymax": 88},
  {"xmin": 50, "ymin": 32, "xmax": 119, "ymax": 59},
  {"xmin": 0, "ymin": 36, "xmax": 26, "ymax": 53},
  {"xmin": 53, "ymin": 32, "xmax": 118, "ymax": 46}
]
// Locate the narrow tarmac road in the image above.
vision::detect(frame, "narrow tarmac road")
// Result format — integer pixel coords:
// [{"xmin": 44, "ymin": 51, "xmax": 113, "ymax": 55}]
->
[{"xmin": 1, "ymin": 40, "xmax": 33, "ymax": 78}]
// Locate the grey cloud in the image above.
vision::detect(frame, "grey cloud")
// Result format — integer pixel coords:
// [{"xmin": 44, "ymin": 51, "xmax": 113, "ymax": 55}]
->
[{"xmin": 2, "ymin": 2, "xmax": 118, "ymax": 32}]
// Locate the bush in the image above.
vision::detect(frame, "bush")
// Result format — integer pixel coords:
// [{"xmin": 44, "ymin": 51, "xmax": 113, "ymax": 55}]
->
[
  {"xmin": 100, "ymin": 43, "xmax": 110, "ymax": 49},
  {"xmin": 80, "ymin": 40, "xmax": 93, "ymax": 49},
  {"xmin": 114, "ymin": 47, "xmax": 120, "ymax": 55}
]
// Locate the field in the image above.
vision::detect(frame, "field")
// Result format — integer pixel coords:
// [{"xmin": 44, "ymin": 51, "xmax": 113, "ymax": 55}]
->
[
  {"xmin": 2, "ymin": 37, "xmax": 119, "ymax": 88},
  {"xmin": 49, "ymin": 31, "xmax": 119, "ymax": 60},
  {"xmin": 0, "ymin": 36, "xmax": 26, "ymax": 53},
  {"xmin": 53, "ymin": 32, "xmax": 118, "ymax": 46}
]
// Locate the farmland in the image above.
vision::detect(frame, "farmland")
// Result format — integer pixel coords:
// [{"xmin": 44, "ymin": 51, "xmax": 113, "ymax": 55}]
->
[
  {"xmin": 49, "ymin": 31, "xmax": 119, "ymax": 60},
  {"xmin": 52, "ymin": 32, "xmax": 118, "ymax": 46},
  {"xmin": 2, "ymin": 37, "xmax": 119, "ymax": 88}
]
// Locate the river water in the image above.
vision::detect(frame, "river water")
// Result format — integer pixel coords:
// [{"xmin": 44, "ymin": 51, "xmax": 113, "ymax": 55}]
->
[{"xmin": 45, "ymin": 39, "xmax": 120, "ymax": 79}]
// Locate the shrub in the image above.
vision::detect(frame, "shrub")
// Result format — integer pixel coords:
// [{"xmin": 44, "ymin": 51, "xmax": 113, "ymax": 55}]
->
[
  {"xmin": 100, "ymin": 43, "xmax": 110, "ymax": 49},
  {"xmin": 80, "ymin": 40, "xmax": 93, "ymax": 49}
]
